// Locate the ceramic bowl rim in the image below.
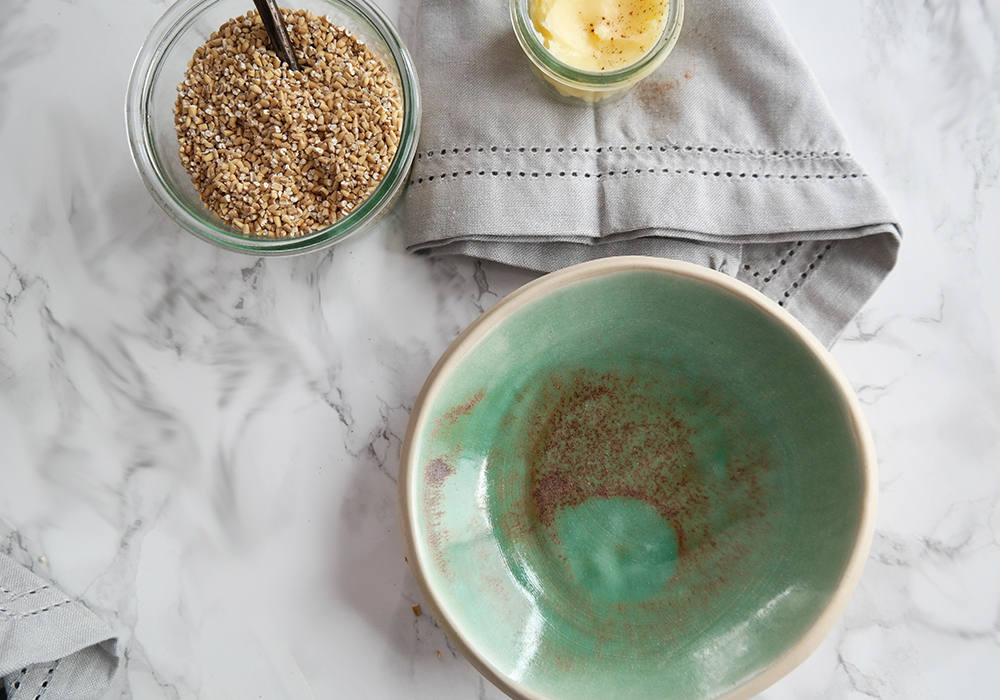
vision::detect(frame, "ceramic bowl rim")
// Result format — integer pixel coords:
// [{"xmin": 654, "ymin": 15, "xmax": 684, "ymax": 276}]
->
[{"xmin": 398, "ymin": 255, "xmax": 877, "ymax": 700}]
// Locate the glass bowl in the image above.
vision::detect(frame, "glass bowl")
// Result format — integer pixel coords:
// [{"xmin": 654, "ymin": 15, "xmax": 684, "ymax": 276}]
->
[
  {"xmin": 126, "ymin": 0, "xmax": 421, "ymax": 255},
  {"xmin": 510, "ymin": 0, "xmax": 684, "ymax": 103}
]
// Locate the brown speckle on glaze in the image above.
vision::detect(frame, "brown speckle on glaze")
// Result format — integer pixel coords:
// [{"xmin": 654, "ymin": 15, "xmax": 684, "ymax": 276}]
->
[
  {"xmin": 491, "ymin": 367, "xmax": 776, "ymax": 654},
  {"xmin": 521, "ymin": 370, "xmax": 770, "ymax": 569},
  {"xmin": 433, "ymin": 390, "xmax": 486, "ymax": 435},
  {"xmin": 423, "ymin": 456, "xmax": 457, "ymax": 581},
  {"xmin": 426, "ymin": 457, "xmax": 455, "ymax": 487}
]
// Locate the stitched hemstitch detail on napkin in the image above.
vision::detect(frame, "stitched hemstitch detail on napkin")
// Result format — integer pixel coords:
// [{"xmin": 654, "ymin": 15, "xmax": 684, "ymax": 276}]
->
[
  {"xmin": 777, "ymin": 242, "xmax": 836, "ymax": 306},
  {"xmin": 409, "ymin": 169, "xmax": 867, "ymax": 186},
  {"xmin": 747, "ymin": 242, "xmax": 806, "ymax": 286},
  {"xmin": 33, "ymin": 662, "xmax": 58, "ymax": 699},
  {"xmin": 1, "ymin": 585, "xmax": 50, "ymax": 602},
  {"xmin": 12, "ymin": 667, "xmax": 27, "ymax": 692},
  {"xmin": 416, "ymin": 144, "xmax": 852, "ymax": 161},
  {"xmin": 0, "ymin": 599, "xmax": 73, "ymax": 618}
]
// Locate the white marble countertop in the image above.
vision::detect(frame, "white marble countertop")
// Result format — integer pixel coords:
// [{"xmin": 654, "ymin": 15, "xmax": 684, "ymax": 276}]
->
[{"xmin": 1, "ymin": 0, "xmax": 998, "ymax": 697}]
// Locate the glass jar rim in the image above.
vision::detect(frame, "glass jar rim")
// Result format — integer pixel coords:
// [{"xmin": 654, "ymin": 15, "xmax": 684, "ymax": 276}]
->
[
  {"xmin": 510, "ymin": 0, "xmax": 684, "ymax": 88},
  {"xmin": 125, "ymin": 0, "xmax": 421, "ymax": 255}
]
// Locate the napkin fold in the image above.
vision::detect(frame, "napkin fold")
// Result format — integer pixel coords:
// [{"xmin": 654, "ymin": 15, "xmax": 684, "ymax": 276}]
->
[
  {"xmin": 1, "ymin": 553, "xmax": 120, "ymax": 699},
  {"xmin": 401, "ymin": 0, "xmax": 900, "ymax": 345}
]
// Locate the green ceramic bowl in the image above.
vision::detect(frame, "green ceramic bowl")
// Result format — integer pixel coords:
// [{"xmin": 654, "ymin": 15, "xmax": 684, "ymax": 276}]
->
[{"xmin": 399, "ymin": 257, "xmax": 876, "ymax": 700}]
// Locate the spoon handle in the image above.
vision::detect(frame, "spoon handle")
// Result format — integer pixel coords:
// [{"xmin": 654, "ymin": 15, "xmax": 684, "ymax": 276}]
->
[{"xmin": 252, "ymin": 0, "xmax": 301, "ymax": 70}]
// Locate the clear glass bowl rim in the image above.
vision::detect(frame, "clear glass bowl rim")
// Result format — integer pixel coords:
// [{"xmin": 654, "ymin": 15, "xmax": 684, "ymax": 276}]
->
[
  {"xmin": 510, "ymin": 0, "xmax": 685, "ymax": 88},
  {"xmin": 125, "ymin": 0, "xmax": 421, "ymax": 255}
]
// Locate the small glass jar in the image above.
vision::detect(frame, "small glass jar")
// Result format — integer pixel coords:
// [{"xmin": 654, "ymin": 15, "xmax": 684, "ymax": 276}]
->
[
  {"xmin": 510, "ymin": 0, "xmax": 684, "ymax": 104},
  {"xmin": 126, "ymin": 0, "xmax": 421, "ymax": 255}
]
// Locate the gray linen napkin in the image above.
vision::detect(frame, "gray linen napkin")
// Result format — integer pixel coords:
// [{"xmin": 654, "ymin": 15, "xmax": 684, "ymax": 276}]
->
[
  {"xmin": 401, "ymin": 0, "xmax": 901, "ymax": 345},
  {"xmin": 1, "ymin": 554, "xmax": 120, "ymax": 699}
]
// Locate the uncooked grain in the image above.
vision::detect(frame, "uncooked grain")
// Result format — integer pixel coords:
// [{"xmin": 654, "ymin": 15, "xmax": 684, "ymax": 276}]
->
[{"xmin": 174, "ymin": 8, "xmax": 403, "ymax": 238}]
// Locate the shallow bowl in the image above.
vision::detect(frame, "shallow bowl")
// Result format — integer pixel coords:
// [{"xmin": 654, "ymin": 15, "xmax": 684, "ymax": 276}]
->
[{"xmin": 400, "ymin": 256, "xmax": 875, "ymax": 700}]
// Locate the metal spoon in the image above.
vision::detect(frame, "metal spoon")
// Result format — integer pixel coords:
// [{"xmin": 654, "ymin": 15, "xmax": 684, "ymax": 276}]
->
[{"xmin": 252, "ymin": 0, "xmax": 301, "ymax": 70}]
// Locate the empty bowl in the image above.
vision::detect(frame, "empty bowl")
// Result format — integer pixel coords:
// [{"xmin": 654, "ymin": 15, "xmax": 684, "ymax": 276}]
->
[{"xmin": 399, "ymin": 256, "xmax": 875, "ymax": 700}]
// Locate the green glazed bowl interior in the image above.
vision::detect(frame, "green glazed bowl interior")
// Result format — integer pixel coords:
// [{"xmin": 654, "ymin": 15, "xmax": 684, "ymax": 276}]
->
[{"xmin": 400, "ymin": 257, "xmax": 875, "ymax": 700}]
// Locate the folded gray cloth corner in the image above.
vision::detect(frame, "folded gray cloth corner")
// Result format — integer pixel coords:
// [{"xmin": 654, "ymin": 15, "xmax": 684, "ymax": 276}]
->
[
  {"xmin": 402, "ymin": 0, "xmax": 901, "ymax": 345},
  {"xmin": 1, "ymin": 553, "xmax": 121, "ymax": 699}
]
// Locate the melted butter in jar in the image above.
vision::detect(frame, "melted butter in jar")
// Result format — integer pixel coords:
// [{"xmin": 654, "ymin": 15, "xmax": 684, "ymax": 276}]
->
[{"xmin": 530, "ymin": 0, "xmax": 669, "ymax": 72}]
